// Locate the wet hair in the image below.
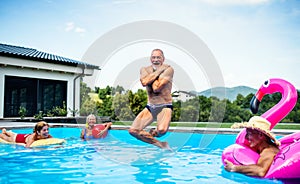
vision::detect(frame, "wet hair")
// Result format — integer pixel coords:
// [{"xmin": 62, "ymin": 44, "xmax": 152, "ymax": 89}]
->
[
  {"xmin": 151, "ymin": 49, "xmax": 164, "ymax": 59},
  {"xmin": 86, "ymin": 114, "xmax": 97, "ymax": 127},
  {"xmin": 86, "ymin": 114, "xmax": 96, "ymax": 121},
  {"xmin": 33, "ymin": 121, "xmax": 49, "ymax": 133},
  {"xmin": 246, "ymin": 128, "xmax": 278, "ymax": 147},
  {"xmin": 33, "ymin": 121, "xmax": 50, "ymax": 140},
  {"xmin": 264, "ymin": 134, "xmax": 278, "ymax": 147}
]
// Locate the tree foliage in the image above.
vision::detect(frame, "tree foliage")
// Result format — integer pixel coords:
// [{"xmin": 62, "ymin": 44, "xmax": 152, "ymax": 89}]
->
[
  {"xmin": 129, "ymin": 89, "xmax": 148, "ymax": 116},
  {"xmin": 80, "ymin": 82, "xmax": 300, "ymax": 123},
  {"xmin": 80, "ymin": 96, "xmax": 97, "ymax": 116},
  {"xmin": 113, "ymin": 91, "xmax": 135, "ymax": 121},
  {"xmin": 97, "ymin": 86, "xmax": 114, "ymax": 117},
  {"xmin": 80, "ymin": 80, "xmax": 92, "ymax": 106}
]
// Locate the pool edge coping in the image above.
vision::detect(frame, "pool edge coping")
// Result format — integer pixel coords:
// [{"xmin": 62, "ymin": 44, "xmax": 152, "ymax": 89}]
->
[{"xmin": 0, "ymin": 122, "xmax": 298, "ymax": 135}]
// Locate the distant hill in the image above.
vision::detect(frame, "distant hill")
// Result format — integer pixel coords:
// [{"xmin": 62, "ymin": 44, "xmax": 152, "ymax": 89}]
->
[{"xmin": 198, "ymin": 86, "xmax": 257, "ymax": 101}]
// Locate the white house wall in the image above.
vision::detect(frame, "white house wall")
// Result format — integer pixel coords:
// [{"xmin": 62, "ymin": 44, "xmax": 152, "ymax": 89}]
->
[
  {"xmin": 0, "ymin": 56, "xmax": 84, "ymax": 74},
  {"xmin": 0, "ymin": 57, "xmax": 85, "ymax": 118}
]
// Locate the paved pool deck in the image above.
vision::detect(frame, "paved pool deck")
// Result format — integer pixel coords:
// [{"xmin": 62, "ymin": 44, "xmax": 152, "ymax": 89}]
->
[{"xmin": 0, "ymin": 121, "xmax": 299, "ymax": 135}]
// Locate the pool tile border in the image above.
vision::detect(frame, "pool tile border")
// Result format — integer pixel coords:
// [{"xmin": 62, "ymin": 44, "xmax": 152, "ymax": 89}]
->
[{"xmin": 0, "ymin": 122, "xmax": 298, "ymax": 135}]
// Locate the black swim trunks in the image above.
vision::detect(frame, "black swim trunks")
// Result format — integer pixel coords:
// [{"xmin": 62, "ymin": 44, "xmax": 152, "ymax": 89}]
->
[{"xmin": 146, "ymin": 104, "xmax": 173, "ymax": 118}]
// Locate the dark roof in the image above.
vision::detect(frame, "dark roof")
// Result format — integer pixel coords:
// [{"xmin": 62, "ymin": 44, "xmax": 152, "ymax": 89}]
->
[{"xmin": 0, "ymin": 43, "xmax": 100, "ymax": 69}]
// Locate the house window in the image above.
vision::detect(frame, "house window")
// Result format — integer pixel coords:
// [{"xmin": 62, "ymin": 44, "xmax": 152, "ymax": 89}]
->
[{"xmin": 4, "ymin": 76, "xmax": 67, "ymax": 117}]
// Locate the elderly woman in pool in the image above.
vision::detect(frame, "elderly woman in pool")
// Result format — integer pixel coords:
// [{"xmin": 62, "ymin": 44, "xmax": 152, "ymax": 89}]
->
[
  {"xmin": 224, "ymin": 116, "xmax": 280, "ymax": 177},
  {"xmin": 80, "ymin": 114, "xmax": 112, "ymax": 140},
  {"xmin": 0, "ymin": 121, "xmax": 53, "ymax": 147}
]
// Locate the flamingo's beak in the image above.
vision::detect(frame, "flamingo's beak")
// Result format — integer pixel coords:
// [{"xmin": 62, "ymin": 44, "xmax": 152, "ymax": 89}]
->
[{"xmin": 250, "ymin": 96, "xmax": 260, "ymax": 114}]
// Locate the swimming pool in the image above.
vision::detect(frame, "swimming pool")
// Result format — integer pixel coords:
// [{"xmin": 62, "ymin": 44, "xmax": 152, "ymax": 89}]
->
[{"xmin": 0, "ymin": 127, "xmax": 291, "ymax": 183}]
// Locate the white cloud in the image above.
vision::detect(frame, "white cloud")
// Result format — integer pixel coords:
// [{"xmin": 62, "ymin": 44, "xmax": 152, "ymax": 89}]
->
[
  {"xmin": 75, "ymin": 27, "xmax": 86, "ymax": 33},
  {"xmin": 65, "ymin": 22, "xmax": 86, "ymax": 34},
  {"xmin": 65, "ymin": 22, "xmax": 75, "ymax": 32},
  {"xmin": 113, "ymin": 0, "xmax": 137, "ymax": 5},
  {"xmin": 198, "ymin": 0, "xmax": 271, "ymax": 6}
]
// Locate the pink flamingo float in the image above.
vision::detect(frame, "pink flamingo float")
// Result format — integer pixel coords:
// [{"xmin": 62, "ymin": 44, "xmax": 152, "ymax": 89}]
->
[{"xmin": 222, "ymin": 78, "xmax": 300, "ymax": 178}]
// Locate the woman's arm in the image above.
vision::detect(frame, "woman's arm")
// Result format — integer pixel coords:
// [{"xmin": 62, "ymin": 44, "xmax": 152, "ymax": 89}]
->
[
  {"xmin": 25, "ymin": 134, "xmax": 35, "ymax": 147},
  {"xmin": 97, "ymin": 123, "xmax": 112, "ymax": 137},
  {"xmin": 80, "ymin": 129, "xmax": 85, "ymax": 139},
  {"xmin": 224, "ymin": 147, "xmax": 277, "ymax": 177}
]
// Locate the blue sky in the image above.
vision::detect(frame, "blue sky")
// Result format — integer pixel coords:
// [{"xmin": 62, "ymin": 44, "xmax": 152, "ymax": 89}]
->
[{"xmin": 0, "ymin": 0, "xmax": 299, "ymax": 91}]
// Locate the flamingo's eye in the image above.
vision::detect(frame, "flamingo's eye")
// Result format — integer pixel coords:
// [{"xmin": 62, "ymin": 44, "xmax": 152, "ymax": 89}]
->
[{"xmin": 263, "ymin": 79, "xmax": 270, "ymax": 87}]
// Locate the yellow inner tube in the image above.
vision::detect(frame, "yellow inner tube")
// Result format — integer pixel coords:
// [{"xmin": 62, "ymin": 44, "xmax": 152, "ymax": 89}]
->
[{"xmin": 0, "ymin": 138, "xmax": 66, "ymax": 147}]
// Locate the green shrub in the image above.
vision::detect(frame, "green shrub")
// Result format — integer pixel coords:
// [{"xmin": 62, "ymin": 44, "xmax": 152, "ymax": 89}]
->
[
  {"xmin": 51, "ymin": 101, "xmax": 67, "ymax": 116},
  {"xmin": 18, "ymin": 106, "xmax": 27, "ymax": 119},
  {"xmin": 34, "ymin": 111, "xmax": 44, "ymax": 120}
]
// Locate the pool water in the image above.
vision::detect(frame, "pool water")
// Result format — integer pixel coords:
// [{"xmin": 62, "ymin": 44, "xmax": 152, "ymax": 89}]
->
[{"xmin": 0, "ymin": 128, "xmax": 291, "ymax": 183}]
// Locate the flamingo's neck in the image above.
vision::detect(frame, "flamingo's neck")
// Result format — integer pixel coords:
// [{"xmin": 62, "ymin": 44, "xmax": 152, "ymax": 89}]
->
[{"xmin": 261, "ymin": 84, "xmax": 297, "ymax": 129}]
